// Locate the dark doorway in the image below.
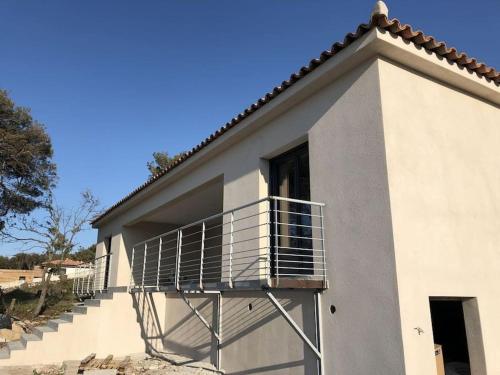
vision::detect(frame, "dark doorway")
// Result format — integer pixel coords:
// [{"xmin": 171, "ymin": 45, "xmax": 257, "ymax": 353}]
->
[
  {"xmin": 430, "ymin": 300, "xmax": 471, "ymax": 375},
  {"xmin": 269, "ymin": 143, "xmax": 312, "ymax": 277},
  {"xmin": 103, "ymin": 236, "xmax": 112, "ymax": 291}
]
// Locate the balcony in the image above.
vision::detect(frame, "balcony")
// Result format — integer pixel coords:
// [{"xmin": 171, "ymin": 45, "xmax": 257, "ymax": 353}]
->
[
  {"xmin": 73, "ymin": 254, "xmax": 110, "ymax": 296},
  {"xmin": 128, "ymin": 196, "xmax": 327, "ymax": 292}
]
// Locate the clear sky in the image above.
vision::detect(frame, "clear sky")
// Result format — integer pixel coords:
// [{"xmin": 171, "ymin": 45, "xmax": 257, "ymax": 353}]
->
[{"xmin": 1, "ymin": 0, "xmax": 498, "ymax": 256}]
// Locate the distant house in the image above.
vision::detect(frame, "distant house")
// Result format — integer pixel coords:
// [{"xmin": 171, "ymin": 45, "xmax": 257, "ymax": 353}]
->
[
  {"xmin": 0, "ymin": 266, "xmax": 43, "ymax": 288},
  {"xmin": 41, "ymin": 259, "xmax": 84, "ymax": 279}
]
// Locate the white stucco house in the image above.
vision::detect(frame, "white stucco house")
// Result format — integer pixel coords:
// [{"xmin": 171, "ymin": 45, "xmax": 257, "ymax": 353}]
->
[{"xmin": 2, "ymin": 3, "xmax": 499, "ymax": 374}]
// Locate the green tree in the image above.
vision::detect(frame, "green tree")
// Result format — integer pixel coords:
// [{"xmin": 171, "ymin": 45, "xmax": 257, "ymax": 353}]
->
[
  {"xmin": 146, "ymin": 151, "xmax": 186, "ymax": 177},
  {"xmin": 0, "ymin": 90, "xmax": 57, "ymax": 231},
  {"xmin": 72, "ymin": 244, "xmax": 96, "ymax": 263}
]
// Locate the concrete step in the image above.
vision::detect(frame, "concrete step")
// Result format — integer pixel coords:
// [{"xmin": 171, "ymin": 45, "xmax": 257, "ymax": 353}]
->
[
  {"xmin": 47, "ymin": 319, "xmax": 71, "ymax": 331},
  {"xmin": 94, "ymin": 292, "xmax": 113, "ymax": 300},
  {"xmin": 60, "ymin": 312, "xmax": 82, "ymax": 322},
  {"xmin": 72, "ymin": 305, "xmax": 88, "ymax": 314},
  {"xmin": 85, "ymin": 299, "xmax": 101, "ymax": 307},
  {"xmin": 32, "ymin": 325, "xmax": 56, "ymax": 339},
  {"xmin": 7, "ymin": 340, "xmax": 25, "ymax": 351},
  {"xmin": 0, "ymin": 346, "xmax": 10, "ymax": 359},
  {"xmin": 20, "ymin": 333, "xmax": 42, "ymax": 347}
]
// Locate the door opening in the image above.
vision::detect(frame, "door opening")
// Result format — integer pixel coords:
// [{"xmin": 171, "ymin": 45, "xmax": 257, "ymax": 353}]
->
[{"xmin": 430, "ymin": 299, "xmax": 471, "ymax": 375}]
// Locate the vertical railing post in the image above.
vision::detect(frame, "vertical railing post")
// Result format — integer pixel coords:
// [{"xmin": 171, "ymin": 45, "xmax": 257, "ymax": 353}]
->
[
  {"xmin": 86, "ymin": 263, "xmax": 91, "ymax": 295},
  {"xmin": 266, "ymin": 199, "xmax": 272, "ymax": 285},
  {"xmin": 142, "ymin": 243, "xmax": 147, "ymax": 290},
  {"xmin": 94, "ymin": 257, "xmax": 99, "ymax": 293},
  {"xmin": 73, "ymin": 267, "xmax": 78, "ymax": 294},
  {"xmin": 156, "ymin": 237, "xmax": 162, "ymax": 291},
  {"xmin": 319, "ymin": 205, "xmax": 327, "ymax": 285},
  {"xmin": 273, "ymin": 198, "xmax": 279, "ymax": 285},
  {"xmin": 128, "ymin": 247, "xmax": 135, "ymax": 292},
  {"xmin": 175, "ymin": 229, "xmax": 183, "ymax": 291},
  {"xmin": 199, "ymin": 222, "xmax": 206, "ymax": 289},
  {"xmin": 229, "ymin": 211, "xmax": 234, "ymax": 288}
]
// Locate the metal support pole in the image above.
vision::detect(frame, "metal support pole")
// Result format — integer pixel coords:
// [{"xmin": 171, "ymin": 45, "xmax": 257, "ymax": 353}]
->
[
  {"xmin": 175, "ymin": 230, "xmax": 183, "ymax": 291},
  {"xmin": 217, "ymin": 292, "xmax": 222, "ymax": 371},
  {"xmin": 314, "ymin": 291, "xmax": 325, "ymax": 375},
  {"xmin": 156, "ymin": 237, "xmax": 162, "ymax": 291},
  {"xmin": 142, "ymin": 242, "xmax": 148, "ymax": 290},
  {"xmin": 266, "ymin": 199, "xmax": 271, "ymax": 284},
  {"xmin": 265, "ymin": 291, "xmax": 322, "ymax": 360},
  {"xmin": 128, "ymin": 247, "xmax": 135, "ymax": 292},
  {"xmin": 273, "ymin": 198, "xmax": 279, "ymax": 285},
  {"xmin": 229, "ymin": 212, "xmax": 234, "ymax": 288},
  {"xmin": 199, "ymin": 222, "xmax": 206, "ymax": 290}
]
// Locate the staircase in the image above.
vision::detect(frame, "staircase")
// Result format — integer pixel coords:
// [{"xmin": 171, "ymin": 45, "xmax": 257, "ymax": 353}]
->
[{"xmin": 0, "ymin": 291, "xmax": 145, "ymax": 366}]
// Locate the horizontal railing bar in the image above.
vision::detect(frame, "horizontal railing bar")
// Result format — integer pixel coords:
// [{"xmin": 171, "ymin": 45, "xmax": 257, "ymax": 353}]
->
[
  {"xmin": 270, "ymin": 196, "xmax": 325, "ymax": 207},
  {"xmin": 275, "ymin": 209, "xmax": 322, "ymax": 218},
  {"xmin": 276, "ymin": 222, "xmax": 322, "ymax": 229},
  {"xmin": 276, "ymin": 234, "xmax": 323, "ymax": 241},
  {"xmin": 274, "ymin": 253, "xmax": 324, "ymax": 259},
  {"xmin": 276, "ymin": 274, "xmax": 325, "ymax": 278},
  {"xmin": 277, "ymin": 246, "xmax": 323, "ymax": 252}
]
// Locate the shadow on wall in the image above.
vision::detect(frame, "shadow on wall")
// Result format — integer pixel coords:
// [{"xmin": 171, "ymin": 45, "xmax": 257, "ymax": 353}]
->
[
  {"xmin": 131, "ymin": 290, "xmax": 317, "ymax": 374},
  {"xmin": 131, "ymin": 292, "xmax": 166, "ymax": 354}
]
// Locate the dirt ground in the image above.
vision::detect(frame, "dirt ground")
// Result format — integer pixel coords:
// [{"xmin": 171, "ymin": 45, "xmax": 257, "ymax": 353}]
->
[{"xmin": 0, "ymin": 354, "xmax": 219, "ymax": 375}]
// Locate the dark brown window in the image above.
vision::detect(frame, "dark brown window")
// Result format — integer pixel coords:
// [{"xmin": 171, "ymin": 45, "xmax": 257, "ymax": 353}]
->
[{"xmin": 270, "ymin": 143, "xmax": 313, "ymax": 276}]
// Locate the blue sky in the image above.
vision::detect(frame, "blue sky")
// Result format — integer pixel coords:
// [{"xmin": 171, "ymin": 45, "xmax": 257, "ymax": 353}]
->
[{"xmin": 1, "ymin": 0, "xmax": 498, "ymax": 256}]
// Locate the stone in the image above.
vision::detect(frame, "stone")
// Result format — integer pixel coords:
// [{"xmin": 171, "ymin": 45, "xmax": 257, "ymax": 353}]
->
[{"xmin": 0, "ymin": 314, "xmax": 12, "ymax": 329}]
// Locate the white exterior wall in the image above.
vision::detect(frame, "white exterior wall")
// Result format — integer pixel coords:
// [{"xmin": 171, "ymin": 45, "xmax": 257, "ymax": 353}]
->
[
  {"xmin": 91, "ymin": 28, "xmax": 500, "ymax": 374},
  {"xmin": 379, "ymin": 59, "xmax": 500, "ymax": 374},
  {"xmin": 95, "ymin": 55, "xmax": 406, "ymax": 374}
]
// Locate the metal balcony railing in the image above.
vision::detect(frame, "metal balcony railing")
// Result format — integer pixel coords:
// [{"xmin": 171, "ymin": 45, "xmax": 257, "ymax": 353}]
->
[
  {"xmin": 129, "ymin": 196, "xmax": 327, "ymax": 292},
  {"xmin": 73, "ymin": 254, "xmax": 111, "ymax": 296}
]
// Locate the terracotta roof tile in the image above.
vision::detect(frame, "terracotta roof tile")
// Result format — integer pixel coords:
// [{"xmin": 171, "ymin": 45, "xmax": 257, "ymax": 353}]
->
[{"xmin": 92, "ymin": 13, "xmax": 499, "ymax": 225}]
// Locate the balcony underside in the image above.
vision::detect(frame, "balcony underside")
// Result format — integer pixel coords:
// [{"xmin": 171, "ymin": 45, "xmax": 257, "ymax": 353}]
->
[{"xmin": 129, "ymin": 277, "xmax": 327, "ymax": 293}]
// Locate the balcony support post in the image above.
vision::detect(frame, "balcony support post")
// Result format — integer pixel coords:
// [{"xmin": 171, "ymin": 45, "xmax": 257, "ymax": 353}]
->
[
  {"xmin": 216, "ymin": 292, "xmax": 222, "ymax": 371},
  {"xmin": 314, "ymin": 290, "xmax": 325, "ymax": 375}
]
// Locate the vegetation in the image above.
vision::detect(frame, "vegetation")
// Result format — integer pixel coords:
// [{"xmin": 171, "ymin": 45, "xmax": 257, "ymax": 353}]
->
[
  {"xmin": 72, "ymin": 244, "xmax": 96, "ymax": 263},
  {"xmin": 146, "ymin": 150, "xmax": 186, "ymax": 177},
  {"xmin": 0, "ymin": 252, "xmax": 47, "ymax": 270},
  {"xmin": 1, "ymin": 191, "xmax": 100, "ymax": 316},
  {"xmin": 0, "ymin": 279, "xmax": 77, "ymax": 323},
  {"xmin": 0, "ymin": 245, "xmax": 96, "ymax": 270},
  {"xmin": 0, "ymin": 90, "xmax": 56, "ymax": 231}
]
